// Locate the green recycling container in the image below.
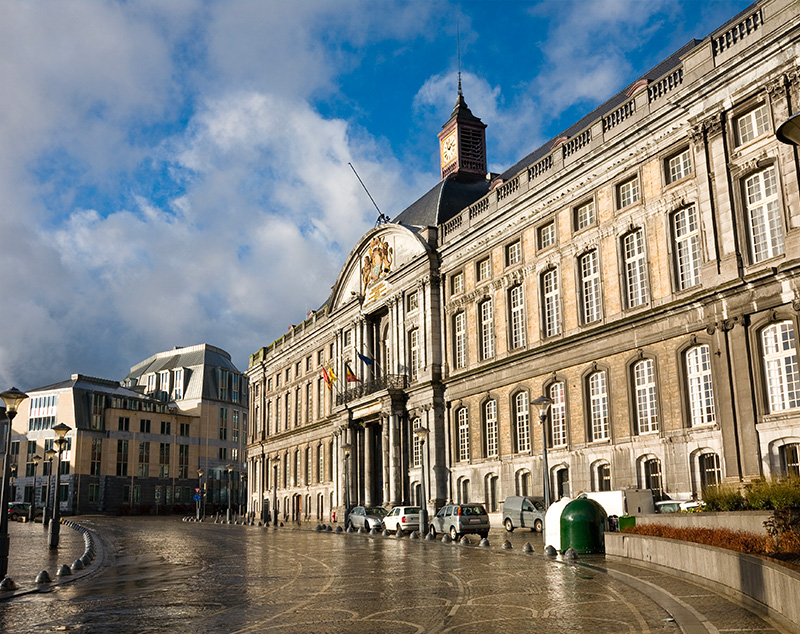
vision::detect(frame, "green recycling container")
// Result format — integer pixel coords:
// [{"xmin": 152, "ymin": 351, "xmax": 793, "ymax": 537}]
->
[
  {"xmin": 560, "ymin": 498, "xmax": 608, "ymax": 554},
  {"xmin": 617, "ymin": 515, "xmax": 636, "ymax": 531}
]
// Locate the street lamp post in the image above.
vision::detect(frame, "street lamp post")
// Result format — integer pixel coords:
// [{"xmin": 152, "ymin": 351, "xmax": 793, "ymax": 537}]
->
[
  {"xmin": 533, "ymin": 395, "xmax": 554, "ymax": 510},
  {"xmin": 1, "ymin": 387, "xmax": 29, "ymax": 582},
  {"xmin": 272, "ymin": 458, "xmax": 279, "ymax": 526},
  {"xmin": 413, "ymin": 427, "xmax": 429, "ymax": 535},
  {"xmin": 43, "ymin": 449, "xmax": 55, "ymax": 532},
  {"xmin": 196, "ymin": 469, "xmax": 203, "ymax": 521},
  {"xmin": 28, "ymin": 454, "xmax": 41, "ymax": 522},
  {"xmin": 341, "ymin": 443, "xmax": 351, "ymax": 528},
  {"xmin": 48, "ymin": 422, "xmax": 71, "ymax": 549},
  {"xmin": 240, "ymin": 472, "xmax": 246, "ymax": 519},
  {"xmin": 226, "ymin": 464, "xmax": 233, "ymax": 523}
]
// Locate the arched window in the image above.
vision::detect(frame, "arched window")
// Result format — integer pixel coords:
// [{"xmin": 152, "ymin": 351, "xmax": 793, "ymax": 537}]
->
[
  {"xmin": 622, "ymin": 228, "xmax": 648, "ymax": 308},
  {"xmin": 484, "ymin": 400, "xmax": 498, "ymax": 458},
  {"xmin": 642, "ymin": 457, "xmax": 663, "ymax": 500},
  {"xmin": 588, "ymin": 370, "xmax": 609, "ymax": 441},
  {"xmin": 593, "ymin": 462, "xmax": 611, "ymax": 492},
  {"xmin": 554, "ymin": 466, "xmax": 569, "ymax": 499},
  {"xmin": 458, "ymin": 478, "xmax": 470, "ymax": 504},
  {"xmin": 509, "ymin": 285, "xmax": 526, "ymax": 349},
  {"xmin": 579, "ymin": 249, "xmax": 602, "ymax": 324},
  {"xmin": 745, "ymin": 166, "xmax": 784, "ymax": 263},
  {"xmin": 484, "ymin": 473, "xmax": 499, "ymax": 512},
  {"xmin": 762, "ymin": 321, "xmax": 800, "ymax": 412},
  {"xmin": 514, "ymin": 392, "xmax": 530, "ymax": 453},
  {"xmin": 541, "ymin": 267, "xmax": 561, "ymax": 337},
  {"xmin": 698, "ymin": 452, "xmax": 721, "ymax": 491},
  {"xmin": 318, "ymin": 444, "xmax": 324, "ymax": 483},
  {"xmin": 480, "ymin": 299, "xmax": 495, "ymax": 360},
  {"xmin": 781, "ymin": 443, "xmax": 800, "ymax": 477},
  {"xmin": 686, "ymin": 345, "xmax": 716, "ymax": 426},
  {"xmin": 549, "ymin": 382, "xmax": 567, "ymax": 447},
  {"xmin": 516, "ymin": 469, "xmax": 531, "ymax": 496},
  {"xmin": 633, "ymin": 359, "xmax": 659, "ymax": 434},
  {"xmin": 457, "ymin": 408, "xmax": 469, "ymax": 462}
]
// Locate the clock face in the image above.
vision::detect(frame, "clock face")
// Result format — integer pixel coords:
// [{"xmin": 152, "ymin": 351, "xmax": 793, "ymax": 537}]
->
[{"xmin": 441, "ymin": 131, "xmax": 457, "ymax": 165}]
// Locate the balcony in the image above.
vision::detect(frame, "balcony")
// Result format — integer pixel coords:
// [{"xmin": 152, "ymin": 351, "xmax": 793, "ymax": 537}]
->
[{"xmin": 335, "ymin": 374, "xmax": 408, "ymax": 405}]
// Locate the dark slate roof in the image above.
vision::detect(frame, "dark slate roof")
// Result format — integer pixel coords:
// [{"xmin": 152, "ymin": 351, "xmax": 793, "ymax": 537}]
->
[
  {"xmin": 393, "ymin": 172, "xmax": 490, "ymax": 227},
  {"xmin": 499, "ymin": 39, "xmax": 702, "ymax": 182}
]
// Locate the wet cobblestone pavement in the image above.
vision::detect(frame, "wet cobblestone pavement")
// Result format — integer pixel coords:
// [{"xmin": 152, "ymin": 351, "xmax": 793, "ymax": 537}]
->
[{"xmin": 0, "ymin": 516, "xmax": 793, "ymax": 633}]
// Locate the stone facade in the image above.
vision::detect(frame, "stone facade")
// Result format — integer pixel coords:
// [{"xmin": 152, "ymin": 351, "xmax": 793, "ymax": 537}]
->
[{"xmin": 246, "ymin": 0, "xmax": 800, "ymax": 524}]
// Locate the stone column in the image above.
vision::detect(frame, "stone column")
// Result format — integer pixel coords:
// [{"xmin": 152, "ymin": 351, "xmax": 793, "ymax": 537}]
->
[
  {"xmin": 381, "ymin": 415, "xmax": 390, "ymax": 505},
  {"xmin": 388, "ymin": 412, "xmax": 399, "ymax": 506},
  {"xmin": 364, "ymin": 424, "xmax": 373, "ymax": 506}
]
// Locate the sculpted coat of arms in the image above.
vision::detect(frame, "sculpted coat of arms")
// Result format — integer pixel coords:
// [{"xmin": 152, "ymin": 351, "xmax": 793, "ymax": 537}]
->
[{"xmin": 362, "ymin": 236, "xmax": 393, "ymax": 293}]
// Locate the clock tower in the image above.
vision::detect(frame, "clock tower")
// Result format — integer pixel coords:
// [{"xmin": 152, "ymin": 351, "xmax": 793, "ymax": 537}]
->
[{"xmin": 437, "ymin": 82, "xmax": 487, "ymax": 180}]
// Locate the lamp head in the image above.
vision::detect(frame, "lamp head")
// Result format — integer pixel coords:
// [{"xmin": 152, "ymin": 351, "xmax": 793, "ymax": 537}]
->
[
  {"xmin": 45, "ymin": 448, "xmax": 56, "ymax": 460},
  {"xmin": 0, "ymin": 387, "xmax": 28, "ymax": 414},
  {"xmin": 532, "ymin": 395, "xmax": 553, "ymax": 417},
  {"xmin": 198, "ymin": 469, "xmax": 204, "ymax": 478},
  {"xmin": 226, "ymin": 464, "xmax": 233, "ymax": 473},
  {"xmin": 52, "ymin": 422, "xmax": 71, "ymax": 439},
  {"xmin": 777, "ymin": 112, "xmax": 800, "ymax": 146},
  {"xmin": 413, "ymin": 427, "xmax": 429, "ymax": 442},
  {"xmin": 342, "ymin": 442, "xmax": 352, "ymax": 457},
  {"xmin": 33, "ymin": 454, "xmax": 42, "ymax": 465}
]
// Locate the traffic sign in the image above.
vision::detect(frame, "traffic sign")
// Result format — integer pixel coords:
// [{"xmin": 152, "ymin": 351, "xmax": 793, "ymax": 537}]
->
[
  {"xmin": 195, "ymin": 487, "xmax": 201, "ymax": 494},
  {"xmin": 193, "ymin": 494, "xmax": 201, "ymax": 502}
]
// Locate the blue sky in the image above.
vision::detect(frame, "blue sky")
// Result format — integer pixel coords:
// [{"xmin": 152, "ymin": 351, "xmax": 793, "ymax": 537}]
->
[{"xmin": 0, "ymin": 0, "xmax": 753, "ymax": 389}]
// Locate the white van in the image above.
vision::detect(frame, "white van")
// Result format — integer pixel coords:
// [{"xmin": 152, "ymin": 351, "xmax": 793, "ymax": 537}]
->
[{"xmin": 583, "ymin": 489, "xmax": 654, "ymax": 516}]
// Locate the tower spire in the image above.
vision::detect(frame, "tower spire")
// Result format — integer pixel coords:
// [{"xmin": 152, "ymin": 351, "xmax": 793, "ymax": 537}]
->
[{"xmin": 457, "ymin": 20, "xmax": 462, "ymax": 96}]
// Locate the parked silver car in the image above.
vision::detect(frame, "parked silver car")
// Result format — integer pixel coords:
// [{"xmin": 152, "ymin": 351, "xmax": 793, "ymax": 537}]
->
[
  {"xmin": 383, "ymin": 506, "xmax": 421, "ymax": 533},
  {"xmin": 502, "ymin": 496, "xmax": 546, "ymax": 532},
  {"xmin": 429, "ymin": 504, "xmax": 490, "ymax": 540},
  {"xmin": 347, "ymin": 506, "xmax": 387, "ymax": 530}
]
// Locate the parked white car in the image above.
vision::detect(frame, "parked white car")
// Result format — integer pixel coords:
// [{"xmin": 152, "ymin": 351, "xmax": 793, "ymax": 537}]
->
[{"xmin": 382, "ymin": 506, "xmax": 421, "ymax": 533}]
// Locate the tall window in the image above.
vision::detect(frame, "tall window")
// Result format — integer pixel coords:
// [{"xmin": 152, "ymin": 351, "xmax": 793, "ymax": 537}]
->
[
  {"xmin": 173, "ymin": 368, "xmax": 184, "ymax": 400},
  {"xmin": 623, "ymin": 229, "xmax": 648, "ymax": 308},
  {"xmin": 549, "ymin": 382, "xmax": 567, "ymax": 447},
  {"xmin": 542, "ymin": 268, "xmax": 561, "ymax": 337},
  {"xmin": 451, "ymin": 272, "xmax": 464, "ymax": 295},
  {"xmin": 509, "ymin": 285, "xmax": 526, "ymax": 349},
  {"xmin": 412, "ymin": 418, "xmax": 422, "ymax": 467},
  {"xmin": 284, "ymin": 393, "xmax": 290, "ymax": 430},
  {"xmin": 116, "ymin": 440, "xmax": 128, "ymax": 477},
  {"xmin": 484, "ymin": 400, "xmax": 498, "ymax": 458},
  {"xmin": 457, "ymin": 408, "xmax": 469, "ymax": 462},
  {"xmin": 454, "ymin": 312, "xmax": 467, "ymax": 369},
  {"xmin": 580, "ymin": 250, "xmax": 602, "ymax": 324},
  {"xmin": 409, "ymin": 328, "xmax": 420, "ymax": 379},
  {"xmin": 673, "ymin": 205, "xmax": 701, "ymax": 290},
  {"xmin": 138, "ymin": 442, "xmax": 150, "ymax": 478},
  {"xmin": 617, "ymin": 176, "xmax": 640, "ymax": 209},
  {"xmin": 306, "ymin": 448, "xmax": 312, "ymax": 484},
  {"xmin": 575, "ymin": 200, "xmax": 595, "ymax": 231},
  {"xmin": 686, "ymin": 345, "xmax": 716, "ymax": 426},
  {"xmin": 318, "ymin": 445, "xmax": 324, "ymax": 482},
  {"xmin": 90, "ymin": 438, "xmax": 102, "ymax": 476},
  {"xmin": 515, "ymin": 392, "xmax": 530, "ymax": 453},
  {"xmin": 762, "ymin": 321, "xmax": 800, "ymax": 412},
  {"xmin": 295, "ymin": 388, "xmax": 301, "ymax": 426},
  {"xmin": 506, "ymin": 240, "xmax": 522, "ymax": 266},
  {"xmin": 178, "ymin": 444, "xmax": 189, "ymax": 478},
  {"xmin": 745, "ymin": 166, "xmax": 784, "ymax": 263},
  {"xmin": 480, "ymin": 299, "xmax": 495, "ymax": 360},
  {"xmin": 634, "ymin": 359, "xmax": 659, "ymax": 434},
  {"xmin": 407, "ymin": 290, "xmax": 418, "ymax": 312},
  {"xmin": 219, "ymin": 408, "xmax": 228, "ymax": 440},
  {"xmin": 477, "ymin": 258, "xmax": 491, "ymax": 282},
  {"xmin": 317, "ymin": 379, "xmax": 323, "ymax": 418},
  {"xmin": 589, "ymin": 370, "xmax": 609, "ymax": 441},
  {"xmin": 666, "ymin": 148, "xmax": 692, "ymax": 184},
  {"xmin": 736, "ymin": 103, "xmax": 770, "ymax": 145},
  {"xmin": 306, "ymin": 383, "xmax": 312, "ymax": 422},
  {"xmin": 538, "ymin": 221, "xmax": 556, "ymax": 249},
  {"xmin": 159, "ymin": 443, "xmax": 170, "ymax": 478}
]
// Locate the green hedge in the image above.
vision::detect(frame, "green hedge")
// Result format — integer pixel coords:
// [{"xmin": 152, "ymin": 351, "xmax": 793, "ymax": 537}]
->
[{"xmin": 703, "ymin": 478, "xmax": 800, "ymax": 511}]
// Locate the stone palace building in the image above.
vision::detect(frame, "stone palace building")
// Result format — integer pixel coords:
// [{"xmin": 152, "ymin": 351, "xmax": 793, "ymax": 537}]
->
[{"xmin": 246, "ymin": 0, "xmax": 800, "ymax": 524}]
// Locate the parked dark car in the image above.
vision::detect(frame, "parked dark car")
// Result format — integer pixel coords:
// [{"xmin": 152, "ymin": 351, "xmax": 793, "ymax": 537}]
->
[{"xmin": 7, "ymin": 502, "xmax": 42, "ymax": 521}]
